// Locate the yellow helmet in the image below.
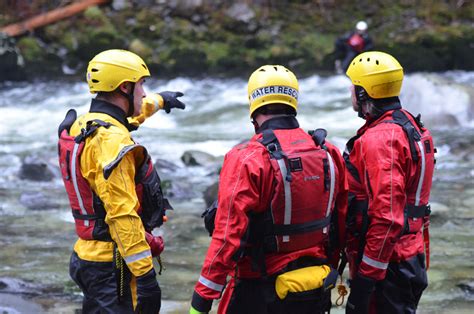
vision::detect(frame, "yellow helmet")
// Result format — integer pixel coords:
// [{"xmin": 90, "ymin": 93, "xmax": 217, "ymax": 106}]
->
[
  {"xmin": 346, "ymin": 51, "xmax": 403, "ymax": 99},
  {"xmin": 86, "ymin": 49, "xmax": 151, "ymax": 94},
  {"xmin": 247, "ymin": 65, "xmax": 299, "ymax": 117}
]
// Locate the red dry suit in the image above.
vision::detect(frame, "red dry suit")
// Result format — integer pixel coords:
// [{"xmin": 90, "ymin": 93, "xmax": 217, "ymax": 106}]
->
[
  {"xmin": 344, "ymin": 107, "xmax": 435, "ymax": 282},
  {"xmin": 192, "ymin": 116, "xmax": 347, "ymax": 313}
]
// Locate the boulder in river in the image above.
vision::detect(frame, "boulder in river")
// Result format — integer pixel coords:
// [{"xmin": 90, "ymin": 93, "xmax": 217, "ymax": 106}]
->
[
  {"xmin": 181, "ymin": 150, "xmax": 219, "ymax": 167},
  {"xmin": 19, "ymin": 156, "xmax": 55, "ymax": 182}
]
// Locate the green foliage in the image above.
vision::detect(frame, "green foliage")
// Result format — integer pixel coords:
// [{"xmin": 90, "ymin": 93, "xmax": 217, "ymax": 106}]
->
[
  {"xmin": 5, "ymin": 0, "xmax": 474, "ymax": 77},
  {"xmin": 16, "ymin": 37, "xmax": 44, "ymax": 62}
]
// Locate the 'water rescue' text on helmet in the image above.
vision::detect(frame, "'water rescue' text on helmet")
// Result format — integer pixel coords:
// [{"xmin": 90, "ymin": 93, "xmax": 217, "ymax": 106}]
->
[
  {"xmin": 248, "ymin": 65, "xmax": 299, "ymax": 117},
  {"xmin": 87, "ymin": 49, "xmax": 151, "ymax": 94},
  {"xmin": 346, "ymin": 51, "xmax": 404, "ymax": 99},
  {"xmin": 356, "ymin": 21, "xmax": 368, "ymax": 32}
]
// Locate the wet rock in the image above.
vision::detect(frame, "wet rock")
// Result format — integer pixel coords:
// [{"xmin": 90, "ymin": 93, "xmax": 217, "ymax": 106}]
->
[
  {"xmin": 181, "ymin": 150, "xmax": 218, "ymax": 167},
  {"xmin": 0, "ymin": 277, "xmax": 39, "ymax": 295},
  {"xmin": 457, "ymin": 281, "xmax": 474, "ymax": 295},
  {"xmin": 155, "ymin": 158, "xmax": 180, "ymax": 173},
  {"xmin": 225, "ymin": 3, "xmax": 255, "ymax": 23},
  {"xmin": 203, "ymin": 182, "xmax": 219, "ymax": 208},
  {"xmin": 19, "ymin": 156, "xmax": 55, "ymax": 182},
  {"xmin": 0, "ymin": 33, "xmax": 25, "ymax": 81},
  {"xmin": 20, "ymin": 192, "xmax": 60, "ymax": 210},
  {"xmin": 162, "ymin": 180, "xmax": 197, "ymax": 200}
]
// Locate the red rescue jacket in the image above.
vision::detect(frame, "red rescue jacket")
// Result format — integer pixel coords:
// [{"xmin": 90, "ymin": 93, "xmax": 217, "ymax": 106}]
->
[
  {"xmin": 344, "ymin": 108, "xmax": 435, "ymax": 281},
  {"xmin": 194, "ymin": 116, "xmax": 347, "ymax": 301}
]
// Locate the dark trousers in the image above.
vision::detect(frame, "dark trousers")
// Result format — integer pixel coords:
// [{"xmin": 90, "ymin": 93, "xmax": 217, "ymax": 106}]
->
[
  {"xmin": 373, "ymin": 254, "xmax": 428, "ymax": 314},
  {"xmin": 69, "ymin": 252, "xmax": 134, "ymax": 314},
  {"xmin": 225, "ymin": 277, "xmax": 331, "ymax": 314}
]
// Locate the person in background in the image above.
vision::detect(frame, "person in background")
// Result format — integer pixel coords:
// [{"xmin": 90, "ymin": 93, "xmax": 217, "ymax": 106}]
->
[
  {"xmin": 343, "ymin": 51, "xmax": 435, "ymax": 314},
  {"xmin": 57, "ymin": 49, "xmax": 185, "ymax": 313},
  {"xmin": 335, "ymin": 21, "xmax": 374, "ymax": 73},
  {"xmin": 190, "ymin": 65, "xmax": 348, "ymax": 314}
]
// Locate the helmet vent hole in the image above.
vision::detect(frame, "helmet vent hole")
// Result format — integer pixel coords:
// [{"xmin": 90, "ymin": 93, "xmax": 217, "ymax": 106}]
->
[
  {"xmin": 359, "ymin": 58, "xmax": 362, "ymax": 62},
  {"xmin": 142, "ymin": 64, "xmax": 148, "ymax": 70},
  {"xmin": 273, "ymin": 66, "xmax": 278, "ymax": 71},
  {"xmin": 91, "ymin": 68, "xmax": 98, "ymax": 72},
  {"xmin": 259, "ymin": 69, "xmax": 265, "ymax": 72},
  {"xmin": 376, "ymin": 60, "xmax": 379, "ymax": 65},
  {"xmin": 92, "ymin": 79, "xmax": 99, "ymax": 83},
  {"xmin": 352, "ymin": 62, "xmax": 355, "ymax": 65},
  {"xmin": 367, "ymin": 58, "xmax": 370, "ymax": 62}
]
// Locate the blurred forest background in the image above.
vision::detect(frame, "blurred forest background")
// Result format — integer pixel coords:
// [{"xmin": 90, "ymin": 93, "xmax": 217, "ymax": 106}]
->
[{"xmin": 0, "ymin": 0, "xmax": 473, "ymax": 80}]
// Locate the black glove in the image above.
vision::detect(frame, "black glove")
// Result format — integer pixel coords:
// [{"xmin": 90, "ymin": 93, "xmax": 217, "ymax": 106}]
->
[
  {"xmin": 346, "ymin": 274, "xmax": 375, "ymax": 314},
  {"xmin": 158, "ymin": 91, "xmax": 186, "ymax": 114},
  {"xmin": 136, "ymin": 269, "xmax": 161, "ymax": 314}
]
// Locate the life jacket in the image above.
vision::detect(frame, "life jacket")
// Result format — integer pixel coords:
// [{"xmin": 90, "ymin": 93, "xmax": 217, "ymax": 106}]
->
[
  {"xmin": 58, "ymin": 110, "xmax": 172, "ymax": 241},
  {"xmin": 344, "ymin": 109, "xmax": 435, "ymax": 267},
  {"xmin": 247, "ymin": 128, "xmax": 338, "ymax": 261},
  {"xmin": 347, "ymin": 33, "xmax": 365, "ymax": 52}
]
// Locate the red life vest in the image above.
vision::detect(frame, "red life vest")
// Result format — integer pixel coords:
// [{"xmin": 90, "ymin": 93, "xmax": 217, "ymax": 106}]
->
[
  {"xmin": 253, "ymin": 128, "xmax": 339, "ymax": 254},
  {"xmin": 344, "ymin": 109, "xmax": 435, "ymax": 267},
  {"xmin": 58, "ymin": 114, "xmax": 172, "ymax": 241},
  {"xmin": 347, "ymin": 33, "xmax": 365, "ymax": 52}
]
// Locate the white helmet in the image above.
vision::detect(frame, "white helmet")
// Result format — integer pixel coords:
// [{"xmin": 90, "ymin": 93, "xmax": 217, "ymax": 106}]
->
[{"xmin": 356, "ymin": 21, "xmax": 368, "ymax": 31}]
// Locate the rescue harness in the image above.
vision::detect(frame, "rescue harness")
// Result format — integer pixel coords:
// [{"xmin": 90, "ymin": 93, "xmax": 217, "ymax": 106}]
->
[
  {"xmin": 344, "ymin": 109, "xmax": 435, "ymax": 269},
  {"xmin": 58, "ymin": 109, "xmax": 172, "ymax": 241}
]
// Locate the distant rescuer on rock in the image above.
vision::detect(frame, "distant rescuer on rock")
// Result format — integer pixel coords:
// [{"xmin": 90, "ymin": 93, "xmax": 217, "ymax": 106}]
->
[
  {"xmin": 190, "ymin": 65, "xmax": 348, "ymax": 314},
  {"xmin": 334, "ymin": 21, "xmax": 374, "ymax": 74},
  {"xmin": 343, "ymin": 51, "xmax": 435, "ymax": 314},
  {"xmin": 57, "ymin": 49, "xmax": 185, "ymax": 313}
]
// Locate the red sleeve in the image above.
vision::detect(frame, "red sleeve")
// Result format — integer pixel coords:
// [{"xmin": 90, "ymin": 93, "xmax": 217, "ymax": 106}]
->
[
  {"xmin": 326, "ymin": 142, "xmax": 348, "ymax": 268},
  {"xmin": 194, "ymin": 144, "xmax": 272, "ymax": 300},
  {"xmin": 357, "ymin": 127, "xmax": 409, "ymax": 280}
]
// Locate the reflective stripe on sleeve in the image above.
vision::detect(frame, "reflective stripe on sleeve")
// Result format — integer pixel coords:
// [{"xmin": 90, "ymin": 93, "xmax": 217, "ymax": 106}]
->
[
  {"xmin": 277, "ymin": 158, "xmax": 292, "ymax": 242},
  {"xmin": 362, "ymin": 254, "xmax": 389, "ymax": 270},
  {"xmin": 415, "ymin": 141, "xmax": 426, "ymax": 206},
  {"xmin": 71, "ymin": 142, "xmax": 89, "ymax": 227},
  {"xmin": 323, "ymin": 151, "xmax": 336, "ymax": 233},
  {"xmin": 198, "ymin": 275, "xmax": 224, "ymax": 292},
  {"xmin": 123, "ymin": 249, "xmax": 151, "ymax": 264}
]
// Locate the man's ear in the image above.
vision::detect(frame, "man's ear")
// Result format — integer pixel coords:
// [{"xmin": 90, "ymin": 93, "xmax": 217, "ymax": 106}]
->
[{"xmin": 119, "ymin": 82, "xmax": 131, "ymax": 94}]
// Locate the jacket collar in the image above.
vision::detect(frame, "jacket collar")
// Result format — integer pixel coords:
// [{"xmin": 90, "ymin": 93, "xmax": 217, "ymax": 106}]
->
[
  {"xmin": 89, "ymin": 98, "xmax": 135, "ymax": 130},
  {"xmin": 257, "ymin": 115, "xmax": 299, "ymax": 134}
]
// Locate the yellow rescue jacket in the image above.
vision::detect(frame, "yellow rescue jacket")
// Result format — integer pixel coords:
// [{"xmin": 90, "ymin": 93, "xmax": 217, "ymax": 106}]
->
[{"xmin": 69, "ymin": 101, "xmax": 152, "ymax": 278}]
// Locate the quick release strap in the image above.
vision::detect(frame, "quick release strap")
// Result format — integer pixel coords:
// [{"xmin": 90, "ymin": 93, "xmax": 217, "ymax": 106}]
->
[
  {"xmin": 259, "ymin": 129, "xmax": 293, "ymax": 242},
  {"xmin": 271, "ymin": 215, "xmax": 332, "ymax": 236}
]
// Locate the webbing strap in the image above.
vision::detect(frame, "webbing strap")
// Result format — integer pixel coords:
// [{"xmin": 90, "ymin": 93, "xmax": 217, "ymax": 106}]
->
[
  {"xmin": 72, "ymin": 210, "xmax": 98, "ymax": 220},
  {"xmin": 259, "ymin": 129, "xmax": 292, "ymax": 242},
  {"xmin": 71, "ymin": 142, "xmax": 89, "ymax": 227},
  {"xmin": 324, "ymin": 151, "xmax": 336, "ymax": 233},
  {"xmin": 271, "ymin": 215, "xmax": 331, "ymax": 236},
  {"xmin": 415, "ymin": 140, "xmax": 426, "ymax": 206},
  {"xmin": 383, "ymin": 110, "xmax": 421, "ymax": 162},
  {"xmin": 406, "ymin": 204, "xmax": 431, "ymax": 218}
]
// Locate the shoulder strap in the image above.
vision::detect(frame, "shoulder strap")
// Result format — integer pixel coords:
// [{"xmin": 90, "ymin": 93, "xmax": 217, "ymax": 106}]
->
[
  {"xmin": 74, "ymin": 119, "xmax": 112, "ymax": 143},
  {"xmin": 308, "ymin": 128, "xmax": 328, "ymax": 150},
  {"xmin": 382, "ymin": 110, "xmax": 421, "ymax": 162}
]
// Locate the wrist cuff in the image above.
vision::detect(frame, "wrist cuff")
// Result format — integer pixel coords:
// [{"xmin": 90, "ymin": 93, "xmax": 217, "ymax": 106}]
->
[{"xmin": 191, "ymin": 291, "xmax": 212, "ymax": 313}]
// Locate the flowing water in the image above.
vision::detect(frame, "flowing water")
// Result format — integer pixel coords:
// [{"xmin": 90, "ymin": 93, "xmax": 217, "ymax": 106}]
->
[{"xmin": 0, "ymin": 72, "xmax": 473, "ymax": 313}]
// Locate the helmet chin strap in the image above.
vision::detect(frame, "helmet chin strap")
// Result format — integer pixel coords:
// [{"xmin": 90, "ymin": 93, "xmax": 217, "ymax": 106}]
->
[{"xmin": 118, "ymin": 82, "xmax": 136, "ymax": 117}]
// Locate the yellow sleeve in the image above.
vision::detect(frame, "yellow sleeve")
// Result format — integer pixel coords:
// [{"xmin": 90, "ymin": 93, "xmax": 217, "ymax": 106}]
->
[{"xmin": 92, "ymin": 135, "xmax": 153, "ymax": 277}]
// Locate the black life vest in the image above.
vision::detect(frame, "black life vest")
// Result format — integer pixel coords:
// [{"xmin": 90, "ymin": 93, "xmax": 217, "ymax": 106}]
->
[{"xmin": 57, "ymin": 109, "xmax": 172, "ymax": 241}]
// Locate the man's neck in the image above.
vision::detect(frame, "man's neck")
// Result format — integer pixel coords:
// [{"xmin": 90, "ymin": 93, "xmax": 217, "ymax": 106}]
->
[{"xmin": 96, "ymin": 94, "xmax": 129, "ymax": 116}]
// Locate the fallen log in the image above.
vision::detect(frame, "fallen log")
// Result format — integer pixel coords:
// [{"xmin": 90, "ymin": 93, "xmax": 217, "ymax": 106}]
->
[{"xmin": 1, "ymin": 0, "xmax": 110, "ymax": 37}]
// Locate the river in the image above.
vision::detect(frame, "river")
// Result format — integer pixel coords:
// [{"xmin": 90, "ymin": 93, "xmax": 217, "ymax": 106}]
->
[{"xmin": 0, "ymin": 72, "xmax": 473, "ymax": 313}]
